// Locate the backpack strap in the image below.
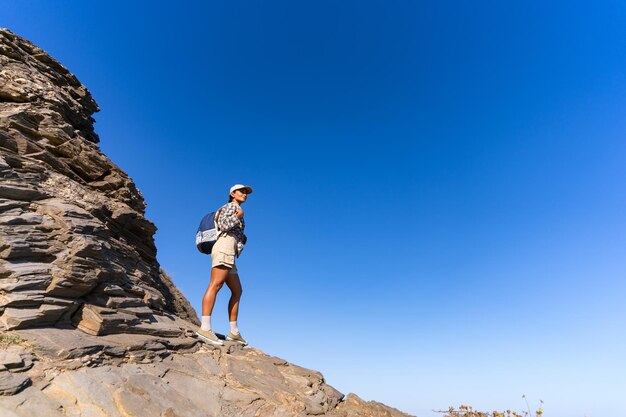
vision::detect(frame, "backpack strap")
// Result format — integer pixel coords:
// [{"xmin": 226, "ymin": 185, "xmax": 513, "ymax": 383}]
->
[{"xmin": 214, "ymin": 207, "xmax": 226, "ymax": 239}]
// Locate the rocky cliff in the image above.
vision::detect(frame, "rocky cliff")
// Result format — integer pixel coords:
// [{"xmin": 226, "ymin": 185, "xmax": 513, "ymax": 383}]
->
[
  {"xmin": 0, "ymin": 27, "xmax": 198, "ymax": 335},
  {"xmin": 0, "ymin": 28, "xmax": 414, "ymax": 416}
]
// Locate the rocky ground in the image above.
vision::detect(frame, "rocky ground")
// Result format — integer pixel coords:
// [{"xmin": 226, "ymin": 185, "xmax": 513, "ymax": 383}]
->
[
  {"xmin": 0, "ymin": 27, "xmax": 415, "ymax": 416},
  {"xmin": 0, "ymin": 327, "xmax": 413, "ymax": 417}
]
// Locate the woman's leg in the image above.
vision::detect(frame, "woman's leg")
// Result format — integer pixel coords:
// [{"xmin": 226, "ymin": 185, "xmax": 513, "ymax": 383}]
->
[
  {"xmin": 202, "ymin": 266, "xmax": 231, "ymax": 316},
  {"xmin": 225, "ymin": 272, "xmax": 243, "ymax": 322}
]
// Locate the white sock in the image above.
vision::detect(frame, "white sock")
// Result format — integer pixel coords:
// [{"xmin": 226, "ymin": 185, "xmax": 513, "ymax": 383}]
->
[
  {"xmin": 201, "ymin": 316, "xmax": 211, "ymax": 331},
  {"xmin": 230, "ymin": 321, "xmax": 239, "ymax": 335}
]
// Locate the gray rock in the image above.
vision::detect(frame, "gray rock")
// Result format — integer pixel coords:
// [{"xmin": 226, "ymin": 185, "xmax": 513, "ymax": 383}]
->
[
  {"xmin": 0, "ymin": 336, "xmax": 414, "ymax": 416},
  {"xmin": 0, "ymin": 27, "xmax": 198, "ymax": 334},
  {"xmin": 0, "ymin": 184, "xmax": 48, "ymax": 201},
  {"xmin": 0, "ymin": 371, "xmax": 30, "ymax": 395},
  {"xmin": 0, "ymin": 352, "xmax": 22, "ymax": 369},
  {"xmin": 0, "ymin": 305, "xmax": 67, "ymax": 329},
  {"xmin": 0, "ymin": 385, "xmax": 65, "ymax": 416}
]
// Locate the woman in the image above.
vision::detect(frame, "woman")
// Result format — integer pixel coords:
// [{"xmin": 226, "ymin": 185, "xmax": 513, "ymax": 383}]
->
[{"xmin": 195, "ymin": 184, "xmax": 252, "ymax": 346}]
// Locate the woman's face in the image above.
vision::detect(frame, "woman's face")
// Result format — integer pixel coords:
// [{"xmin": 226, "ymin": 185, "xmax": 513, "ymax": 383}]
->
[{"xmin": 231, "ymin": 189, "xmax": 248, "ymax": 204}]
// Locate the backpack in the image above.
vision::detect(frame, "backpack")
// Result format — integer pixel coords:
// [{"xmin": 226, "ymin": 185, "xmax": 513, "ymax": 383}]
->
[{"xmin": 195, "ymin": 208, "xmax": 223, "ymax": 254}]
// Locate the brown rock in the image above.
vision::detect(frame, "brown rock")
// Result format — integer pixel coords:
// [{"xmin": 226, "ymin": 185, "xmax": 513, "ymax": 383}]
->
[{"xmin": 332, "ymin": 393, "xmax": 415, "ymax": 417}]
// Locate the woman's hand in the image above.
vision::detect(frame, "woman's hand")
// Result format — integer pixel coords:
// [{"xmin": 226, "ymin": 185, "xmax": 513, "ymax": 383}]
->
[{"xmin": 236, "ymin": 207, "xmax": 244, "ymax": 218}]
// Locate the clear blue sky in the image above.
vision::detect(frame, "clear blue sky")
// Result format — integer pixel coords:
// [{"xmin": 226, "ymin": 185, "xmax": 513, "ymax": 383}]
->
[{"xmin": 4, "ymin": 1, "xmax": 626, "ymax": 416}]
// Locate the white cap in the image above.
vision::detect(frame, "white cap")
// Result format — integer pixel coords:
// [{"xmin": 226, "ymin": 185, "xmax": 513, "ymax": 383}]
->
[{"xmin": 230, "ymin": 184, "xmax": 253, "ymax": 194}]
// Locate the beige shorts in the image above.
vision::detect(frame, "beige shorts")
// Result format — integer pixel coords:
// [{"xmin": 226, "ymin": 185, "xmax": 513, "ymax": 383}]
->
[{"xmin": 211, "ymin": 234, "xmax": 238, "ymax": 275}]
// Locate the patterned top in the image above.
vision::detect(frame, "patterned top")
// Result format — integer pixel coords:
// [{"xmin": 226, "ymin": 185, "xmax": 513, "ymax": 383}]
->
[{"xmin": 215, "ymin": 202, "xmax": 247, "ymax": 256}]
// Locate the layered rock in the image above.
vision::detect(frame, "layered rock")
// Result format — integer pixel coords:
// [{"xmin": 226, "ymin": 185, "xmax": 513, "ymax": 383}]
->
[
  {"xmin": 0, "ymin": 327, "xmax": 412, "ymax": 417},
  {"xmin": 0, "ymin": 27, "xmax": 198, "ymax": 336},
  {"xmin": 0, "ymin": 28, "xmax": 415, "ymax": 416}
]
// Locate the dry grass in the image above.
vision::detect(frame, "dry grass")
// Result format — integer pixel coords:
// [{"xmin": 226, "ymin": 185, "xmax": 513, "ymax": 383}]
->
[{"xmin": 0, "ymin": 332, "xmax": 26, "ymax": 347}]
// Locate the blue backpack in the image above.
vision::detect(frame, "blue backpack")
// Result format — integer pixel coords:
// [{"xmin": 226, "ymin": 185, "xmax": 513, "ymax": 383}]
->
[{"xmin": 195, "ymin": 208, "xmax": 223, "ymax": 254}]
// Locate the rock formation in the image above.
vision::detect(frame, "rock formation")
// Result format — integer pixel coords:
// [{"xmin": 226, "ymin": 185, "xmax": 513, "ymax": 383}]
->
[
  {"xmin": 0, "ymin": 27, "xmax": 198, "ymax": 336},
  {"xmin": 0, "ymin": 28, "xmax": 414, "ymax": 416}
]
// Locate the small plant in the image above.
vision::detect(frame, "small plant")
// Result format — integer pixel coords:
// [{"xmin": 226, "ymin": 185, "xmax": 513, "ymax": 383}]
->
[
  {"xmin": 0, "ymin": 332, "xmax": 25, "ymax": 346},
  {"xmin": 436, "ymin": 398, "xmax": 544, "ymax": 417}
]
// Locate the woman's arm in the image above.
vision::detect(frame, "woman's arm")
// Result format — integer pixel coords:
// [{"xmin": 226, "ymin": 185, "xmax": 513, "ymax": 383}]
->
[{"xmin": 217, "ymin": 203, "xmax": 242, "ymax": 231}]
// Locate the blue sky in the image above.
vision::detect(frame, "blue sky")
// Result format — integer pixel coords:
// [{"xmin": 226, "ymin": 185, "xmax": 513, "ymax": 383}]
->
[{"xmin": 3, "ymin": 1, "xmax": 626, "ymax": 415}]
